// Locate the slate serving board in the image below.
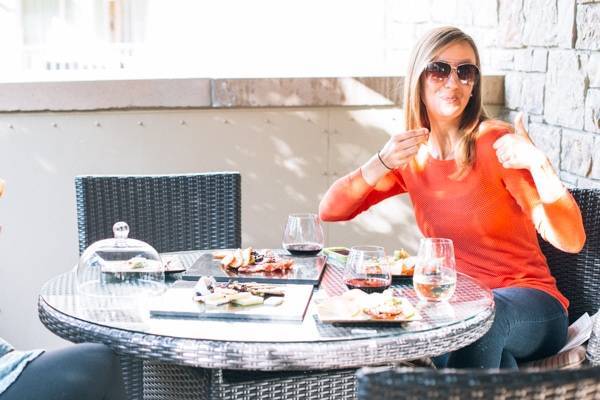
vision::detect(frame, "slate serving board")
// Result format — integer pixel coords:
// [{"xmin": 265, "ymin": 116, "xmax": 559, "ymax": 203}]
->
[
  {"xmin": 181, "ymin": 250, "xmax": 327, "ymax": 285},
  {"xmin": 149, "ymin": 280, "xmax": 314, "ymax": 321}
]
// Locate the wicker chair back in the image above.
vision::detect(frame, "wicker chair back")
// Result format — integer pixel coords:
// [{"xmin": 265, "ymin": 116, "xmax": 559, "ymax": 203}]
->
[
  {"xmin": 539, "ymin": 188, "xmax": 600, "ymax": 324},
  {"xmin": 75, "ymin": 172, "xmax": 241, "ymax": 254}
]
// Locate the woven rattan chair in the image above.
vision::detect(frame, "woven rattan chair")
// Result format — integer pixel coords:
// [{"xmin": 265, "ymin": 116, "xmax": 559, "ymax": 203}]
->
[
  {"xmin": 75, "ymin": 172, "xmax": 241, "ymax": 254},
  {"xmin": 75, "ymin": 172, "xmax": 241, "ymax": 400},
  {"xmin": 357, "ymin": 365, "xmax": 600, "ymax": 399},
  {"xmin": 539, "ymin": 188, "xmax": 600, "ymax": 325},
  {"xmin": 538, "ymin": 188, "xmax": 600, "ymax": 364}
]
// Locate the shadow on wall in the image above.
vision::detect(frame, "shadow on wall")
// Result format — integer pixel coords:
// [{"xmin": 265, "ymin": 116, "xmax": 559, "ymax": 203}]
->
[
  {"xmin": 207, "ymin": 105, "xmax": 421, "ymax": 254},
  {"xmin": 0, "ymin": 97, "xmax": 422, "ymax": 351}
]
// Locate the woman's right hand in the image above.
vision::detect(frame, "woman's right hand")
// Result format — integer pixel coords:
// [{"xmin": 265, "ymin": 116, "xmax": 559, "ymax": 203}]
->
[
  {"xmin": 361, "ymin": 128, "xmax": 429, "ymax": 186},
  {"xmin": 378, "ymin": 128, "xmax": 430, "ymax": 169}
]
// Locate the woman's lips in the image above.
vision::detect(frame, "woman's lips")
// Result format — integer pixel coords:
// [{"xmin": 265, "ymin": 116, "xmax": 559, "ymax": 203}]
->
[{"xmin": 441, "ymin": 95, "xmax": 459, "ymax": 104}]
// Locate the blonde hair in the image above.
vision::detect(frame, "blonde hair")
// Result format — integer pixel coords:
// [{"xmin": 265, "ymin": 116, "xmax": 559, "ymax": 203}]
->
[{"xmin": 403, "ymin": 26, "xmax": 488, "ymax": 179}]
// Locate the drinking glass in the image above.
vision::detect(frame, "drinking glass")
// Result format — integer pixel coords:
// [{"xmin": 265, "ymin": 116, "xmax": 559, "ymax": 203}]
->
[
  {"xmin": 282, "ymin": 213, "xmax": 324, "ymax": 256},
  {"xmin": 343, "ymin": 246, "xmax": 391, "ymax": 293},
  {"xmin": 413, "ymin": 238, "xmax": 457, "ymax": 302}
]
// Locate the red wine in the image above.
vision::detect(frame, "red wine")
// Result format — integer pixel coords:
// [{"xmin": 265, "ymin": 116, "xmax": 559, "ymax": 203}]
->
[
  {"xmin": 345, "ymin": 277, "xmax": 390, "ymax": 293},
  {"xmin": 285, "ymin": 243, "xmax": 323, "ymax": 256}
]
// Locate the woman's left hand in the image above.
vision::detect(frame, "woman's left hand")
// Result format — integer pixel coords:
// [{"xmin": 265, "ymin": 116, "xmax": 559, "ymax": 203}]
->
[{"xmin": 493, "ymin": 113, "xmax": 546, "ymax": 171}]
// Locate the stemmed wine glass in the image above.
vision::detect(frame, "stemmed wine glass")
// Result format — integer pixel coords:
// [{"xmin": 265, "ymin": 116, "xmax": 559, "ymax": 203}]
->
[
  {"xmin": 343, "ymin": 246, "xmax": 391, "ymax": 293},
  {"xmin": 282, "ymin": 213, "xmax": 324, "ymax": 256},
  {"xmin": 413, "ymin": 238, "xmax": 457, "ymax": 302}
]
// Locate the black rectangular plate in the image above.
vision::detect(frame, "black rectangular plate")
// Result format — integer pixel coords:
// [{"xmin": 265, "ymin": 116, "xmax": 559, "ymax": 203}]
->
[
  {"xmin": 149, "ymin": 281, "xmax": 314, "ymax": 321},
  {"xmin": 182, "ymin": 250, "xmax": 327, "ymax": 285}
]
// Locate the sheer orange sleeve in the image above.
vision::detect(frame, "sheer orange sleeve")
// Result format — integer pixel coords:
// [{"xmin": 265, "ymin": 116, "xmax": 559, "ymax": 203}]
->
[
  {"xmin": 319, "ymin": 168, "xmax": 407, "ymax": 221},
  {"xmin": 481, "ymin": 130, "xmax": 586, "ymax": 253}
]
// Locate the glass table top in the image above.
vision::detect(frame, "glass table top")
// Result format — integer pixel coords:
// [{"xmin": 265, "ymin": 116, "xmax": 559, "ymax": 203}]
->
[{"xmin": 40, "ymin": 250, "xmax": 494, "ymax": 344}]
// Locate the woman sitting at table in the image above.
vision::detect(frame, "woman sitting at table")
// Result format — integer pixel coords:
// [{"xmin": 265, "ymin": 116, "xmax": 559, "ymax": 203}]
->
[
  {"xmin": 318, "ymin": 26, "xmax": 585, "ymax": 369},
  {"xmin": 0, "ymin": 178, "xmax": 126, "ymax": 400}
]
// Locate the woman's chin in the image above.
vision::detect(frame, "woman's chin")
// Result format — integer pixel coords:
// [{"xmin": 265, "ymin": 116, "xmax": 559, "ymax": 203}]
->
[{"xmin": 433, "ymin": 106, "xmax": 464, "ymax": 121}]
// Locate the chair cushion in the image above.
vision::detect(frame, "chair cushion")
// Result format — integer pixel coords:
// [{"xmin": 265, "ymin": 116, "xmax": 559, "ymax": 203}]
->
[{"xmin": 520, "ymin": 345, "xmax": 587, "ymax": 370}]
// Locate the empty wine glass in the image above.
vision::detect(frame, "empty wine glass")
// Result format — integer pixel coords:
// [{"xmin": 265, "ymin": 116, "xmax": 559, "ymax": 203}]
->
[
  {"xmin": 343, "ymin": 246, "xmax": 391, "ymax": 293},
  {"xmin": 413, "ymin": 238, "xmax": 457, "ymax": 302},
  {"xmin": 282, "ymin": 213, "xmax": 324, "ymax": 256}
]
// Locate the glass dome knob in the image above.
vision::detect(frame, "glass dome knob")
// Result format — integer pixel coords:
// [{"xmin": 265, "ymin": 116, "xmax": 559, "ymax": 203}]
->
[{"xmin": 113, "ymin": 221, "xmax": 130, "ymax": 240}]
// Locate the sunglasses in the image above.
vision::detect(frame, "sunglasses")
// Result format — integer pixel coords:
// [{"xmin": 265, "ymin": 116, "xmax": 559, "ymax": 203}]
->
[{"xmin": 424, "ymin": 61, "xmax": 480, "ymax": 86}]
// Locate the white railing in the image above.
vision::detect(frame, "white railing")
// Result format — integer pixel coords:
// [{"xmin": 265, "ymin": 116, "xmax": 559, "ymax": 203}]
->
[{"xmin": 21, "ymin": 43, "xmax": 137, "ymax": 72}]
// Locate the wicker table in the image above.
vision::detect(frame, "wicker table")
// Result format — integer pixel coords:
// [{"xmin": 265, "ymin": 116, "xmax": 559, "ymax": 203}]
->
[{"xmin": 38, "ymin": 250, "xmax": 494, "ymax": 400}]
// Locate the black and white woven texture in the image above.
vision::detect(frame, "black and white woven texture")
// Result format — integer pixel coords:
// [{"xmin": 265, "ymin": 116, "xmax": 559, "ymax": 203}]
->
[
  {"xmin": 357, "ymin": 365, "xmax": 600, "ymax": 400},
  {"xmin": 539, "ymin": 189, "xmax": 600, "ymax": 365},
  {"xmin": 72, "ymin": 173, "xmax": 241, "ymax": 399},
  {"xmin": 75, "ymin": 173, "xmax": 242, "ymax": 254}
]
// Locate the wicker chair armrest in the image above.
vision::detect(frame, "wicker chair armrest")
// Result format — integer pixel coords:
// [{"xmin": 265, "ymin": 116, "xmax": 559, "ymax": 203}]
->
[{"xmin": 586, "ymin": 313, "xmax": 600, "ymax": 365}]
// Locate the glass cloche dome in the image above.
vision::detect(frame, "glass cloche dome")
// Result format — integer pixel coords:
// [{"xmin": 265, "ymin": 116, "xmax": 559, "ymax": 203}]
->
[{"xmin": 76, "ymin": 222, "xmax": 165, "ymax": 297}]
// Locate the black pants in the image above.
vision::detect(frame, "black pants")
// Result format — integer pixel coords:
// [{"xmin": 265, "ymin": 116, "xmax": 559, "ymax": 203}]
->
[{"xmin": 0, "ymin": 343, "xmax": 126, "ymax": 400}]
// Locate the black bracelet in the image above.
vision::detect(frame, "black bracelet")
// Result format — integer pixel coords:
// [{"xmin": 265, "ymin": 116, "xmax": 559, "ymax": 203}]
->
[{"xmin": 377, "ymin": 151, "xmax": 393, "ymax": 170}]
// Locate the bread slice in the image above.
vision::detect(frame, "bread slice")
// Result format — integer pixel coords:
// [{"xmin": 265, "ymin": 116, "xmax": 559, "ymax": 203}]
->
[
  {"xmin": 232, "ymin": 295, "xmax": 264, "ymax": 306},
  {"xmin": 221, "ymin": 253, "xmax": 234, "ymax": 268},
  {"xmin": 242, "ymin": 247, "xmax": 253, "ymax": 267},
  {"xmin": 230, "ymin": 249, "xmax": 244, "ymax": 269}
]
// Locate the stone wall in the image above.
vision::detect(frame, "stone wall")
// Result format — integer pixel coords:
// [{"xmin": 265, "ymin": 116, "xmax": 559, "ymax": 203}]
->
[{"xmin": 385, "ymin": 0, "xmax": 600, "ymax": 188}]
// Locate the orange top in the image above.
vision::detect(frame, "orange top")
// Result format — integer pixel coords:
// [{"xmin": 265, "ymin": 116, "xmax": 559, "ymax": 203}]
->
[{"xmin": 319, "ymin": 128, "xmax": 586, "ymax": 311}]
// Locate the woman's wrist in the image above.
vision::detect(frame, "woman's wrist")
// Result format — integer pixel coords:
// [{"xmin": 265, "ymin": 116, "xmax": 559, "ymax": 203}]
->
[
  {"xmin": 361, "ymin": 153, "xmax": 391, "ymax": 186},
  {"xmin": 529, "ymin": 155, "xmax": 567, "ymax": 203},
  {"xmin": 377, "ymin": 151, "xmax": 394, "ymax": 170},
  {"xmin": 528, "ymin": 150, "xmax": 554, "ymax": 179},
  {"xmin": 526, "ymin": 148, "xmax": 548, "ymax": 172}
]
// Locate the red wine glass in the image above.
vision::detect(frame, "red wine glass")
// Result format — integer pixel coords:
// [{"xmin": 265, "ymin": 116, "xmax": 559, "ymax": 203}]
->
[
  {"xmin": 282, "ymin": 213, "xmax": 324, "ymax": 256},
  {"xmin": 343, "ymin": 246, "xmax": 391, "ymax": 293}
]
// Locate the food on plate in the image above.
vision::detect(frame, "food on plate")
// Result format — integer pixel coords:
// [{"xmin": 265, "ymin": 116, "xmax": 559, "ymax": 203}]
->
[
  {"xmin": 101, "ymin": 256, "xmax": 163, "ymax": 273},
  {"xmin": 127, "ymin": 256, "xmax": 150, "ymax": 269},
  {"xmin": 361, "ymin": 293, "xmax": 415, "ymax": 319},
  {"xmin": 350, "ymin": 289, "xmax": 417, "ymax": 320},
  {"xmin": 197, "ymin": 292, "xmax": 238, "ymax": 306},
  {"xmin": 194, "ymin": 276, "xmax": 217, "ymax": 296},
  {"xmin": 389, "ymin": 249, "xmax": 416, "ymax": 276},
  {"xmin": 233, "ymin": 295, "xmax": 264, "ymax": 306},
  {"xmin": 193, "ymin": 278, "xmax": 286, "ymax": 307},
  {"xmin": 194, "ymin": 288, "xmax": 264, "ymax": 307},
  {"xmin": 162, "ymin": 255, "xmax": 185, "ymax": 272},
  {"xmin": 238, "ymin": 259, "xmax": 294, "ymax": 273},
  {"xmin": 264, "ymin": 297, "xmax": 284, "ymax": 306},
  {"xmin": 214, "ymin": 248, "xmax": 294, "ymax": 273},
  {"xmin": 212, "ymin": 250, "xmax": 230, "ymax": 260},
  {"xmin": 393, "ymin": 249, "xmax": 410, "ymax": 260},
  {"xmin": 226, "ymin": 281, "xmax": 285, "ymax": 297},
  {"xmin": 317, "ymin": 289, "xmax": 419, "ymax": 321}
]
